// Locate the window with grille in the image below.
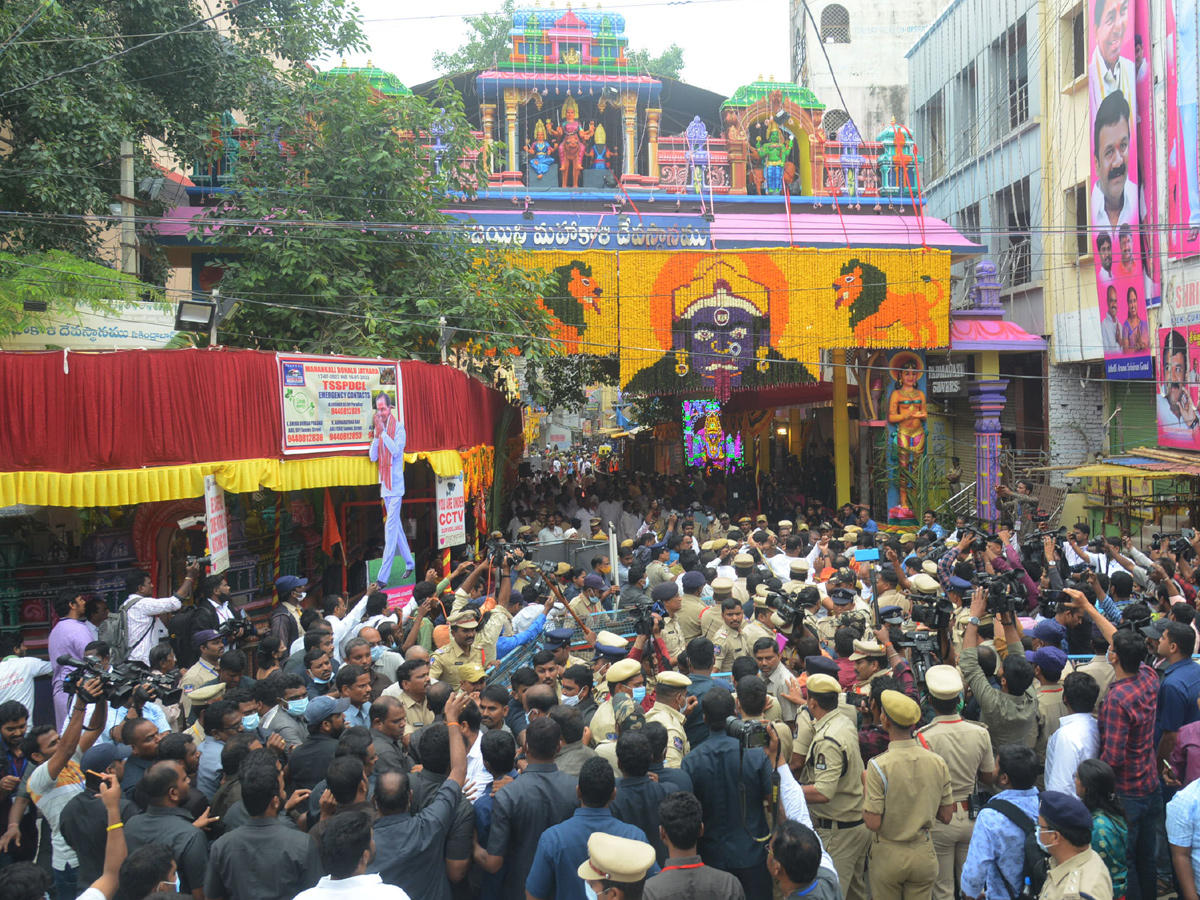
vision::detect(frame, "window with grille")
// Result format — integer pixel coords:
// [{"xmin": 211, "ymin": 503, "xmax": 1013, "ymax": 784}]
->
[
  {"xmin": 995, "ymin": 177, "xmax": 1033, "ymax": 286},
  {"xmin": 958, "ymin": 203, "xmax": 981, "ymax": 243},
  {"xmin": 820, "ymin": 5, "xmax": 850, "ymax": 43},
  {"xmin": 1070, "ymin": 10, "xmax": 1086, "ymax": 80},
  {"xmin": 923, "ymin": 92, "xmax": 945, "ymax": 181},
  {"xmin": 823, "ymin": 108, "xmax": 850, "ymax": 140}
]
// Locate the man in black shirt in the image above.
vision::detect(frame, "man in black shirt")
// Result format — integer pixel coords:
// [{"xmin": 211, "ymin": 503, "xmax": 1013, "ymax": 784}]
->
[
  {"xmin": 371, "ymin": 691, "xmax": 469, "ymax": 900},
  {"xmin": 476, "ymin": 717, "xmax": 580, "ymax": 900},
  {"xmin": 124, "ymin": 761, "xmax": 210, "ymax": 900},
  {"xmin": 205, "ymin": 761, "xmax": 322, "ymax": 900},
  {"xmin": 610, "ymin": 731, "xmax": 670, "ymax": 865},
  {"xmin": 641, "ymin": 723, "xmax": 694, "ymax": 795},
  {"xmin": 287, "ymin": 695, "xmax": 348, "ymax": 791},
  {"xmin": 369, "ymin": 696, "xmax": 412, "ymax": 776},
  {"xmin": 112, "ymin": 716, "xmax": 161, "ymax": 802},
  {"xmin": 60, "ymin": 743, "xmax": 139, "ymax": 885}
]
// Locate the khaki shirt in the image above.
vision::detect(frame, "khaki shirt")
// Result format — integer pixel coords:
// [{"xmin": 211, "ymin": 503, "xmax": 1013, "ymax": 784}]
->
[
  {"xmin": 589, "ymin": 697, "xmax": 618, "ymax": 746},
  {"xmin": 380, "ymin": 684, "xmax": 434, "ymax": 738},
  {"xmin": 428, "ymin": 640, "xmax": 484, "ymax": 690},
  {"xmin": 644, "ymin": 701, "xmax": 690, "ymax": 768},
  {"xmin": 915, "ymin": 715, "xmax": 994, "ymax": 801},
  {"xmin": 660, "ymin": 615, "xmax": 685, "ymax": 660},
  {"xmin": 864, "ymin": 739, "xmax": 952, "ymax": 842},
  {"xmin": 1073, "ymin": 656, "xmax": 1115, "ymax": 706},
  {"xmin": 794, "ymin": 699, "xmax": 858, "ymax": 760},
  {"xmin": 1036, "ymin": 684, "xmax": 1067, "ymax": 765},
  {"xmin": 711, "ymin": 624, "xmax": 754, "ymax": 672},
  {"xmin": 801, "ymin": 708, "xmax": 866, "ymax": 821},
  {"xmin": 742, "ymin": 618, "xmax": 775, "ymax": 650},
  {"xmin": 180, "ymin": 659, "xmax": 220, "ymax": 717},
  {"xmin": 676, "ymin": 595, "xmax": 708, "ymax": 642},
  {"xmin": 1039, "ymin": 847, "xmax": 1113, "ymax": 900},
  {"xmin": 732, "ymin": 579, "xmax": 751, "ymax": 604},
  {"xmin": 569, "ymin": 594, "xmax": 605, "ymax": 623},
  {"xmin": 877, "ymin": 588, "xmax": 911, "ymax": 616},
  {"xmin": 646, "ymin": 561, "xmax": 672, "ymax": 587}
]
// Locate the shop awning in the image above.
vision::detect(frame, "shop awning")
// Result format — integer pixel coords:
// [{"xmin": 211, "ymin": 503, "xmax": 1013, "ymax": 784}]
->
[
  {"xmin": 0, "ymin": 349, "xmax": 515, "ymax": 507},
  {"xmin": 1065, "ymin": 448, "xmax": 1200, "ymax": 479}
]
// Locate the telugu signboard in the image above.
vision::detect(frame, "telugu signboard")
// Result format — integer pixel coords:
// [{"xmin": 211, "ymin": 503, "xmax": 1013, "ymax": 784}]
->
[
  {"xmin": 435, "ymin": 474, "xmax": 466, "ymax": 549},
  {"xmin": 1, "ymin": 301, "xmax": 179, "ymax": 351},
  {"xmin": 452, "ymin": 212, "xmax": 711, "ymax": 251},
  {"xmin": 203, "ymin": 475, "xmax": 230, "ymax": 575},
  {"xmin": 277, "ymin": 354, "xmax": 402, "ymax": 454}
]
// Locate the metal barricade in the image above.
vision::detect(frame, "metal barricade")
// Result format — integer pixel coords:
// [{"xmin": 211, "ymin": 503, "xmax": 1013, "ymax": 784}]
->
[
  {"xmin": 526, "ymin": 539, "xmax": 610, "ymax": 571},
  {"xmin": 488, "ymin": 639, "xmax": 541, "ymax": 687}
]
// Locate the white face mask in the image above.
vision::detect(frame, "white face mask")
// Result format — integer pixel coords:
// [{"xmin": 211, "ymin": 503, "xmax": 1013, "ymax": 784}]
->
[
  {"xmin": 561, "ymin": 693, "xmax": 581, "ymax": 707},
  {"xmin": 1035, "ymin": 826, "xmax": 1056, "ymax": 851},
  {"xmin": 296, "ymin": 592, "xmax": 307, "ymax": 602}
]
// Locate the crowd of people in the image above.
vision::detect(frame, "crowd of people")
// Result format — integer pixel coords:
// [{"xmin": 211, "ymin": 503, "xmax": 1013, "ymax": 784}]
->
[{"xmin": 1, "ymin": 466, "xmax": 1200, "ymax": 900}]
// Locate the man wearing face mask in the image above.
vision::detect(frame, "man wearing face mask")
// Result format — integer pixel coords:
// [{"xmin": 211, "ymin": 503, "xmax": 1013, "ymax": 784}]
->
[
  {"xmin": 270, "ymin": 575, "xmax": 309, "ymax": 649},
  {"xmin": 1035, "ymin": 791, "xmax": 1113, "ymax": 900},
  {"xmin": 588, "ymin": 659, "xmax": 646, "ymax": 751},
  {"xmin": 261, "ymin": 673, "xmax": 309, "ymax": 753},
  {"xmin": 304, "ymin": 649, "xmax": 336, "ymax": 699},
  {"xmin": 642, "ymin": 672, "xmax": 691, "ymax": 768}
]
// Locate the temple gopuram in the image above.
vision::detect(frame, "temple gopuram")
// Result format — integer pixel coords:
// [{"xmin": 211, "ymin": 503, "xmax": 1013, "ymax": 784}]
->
[{"xmin": 154, "ymin": 4, "xmax": 1048, "ymax": 522}]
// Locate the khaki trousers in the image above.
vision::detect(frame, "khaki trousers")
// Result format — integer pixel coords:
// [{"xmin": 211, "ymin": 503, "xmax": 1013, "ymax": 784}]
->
[
  {"xmin": 869, "ymin": 833, "xmax": 938, "ymax": 900},
  {"xmin": 816, "ymin": 822, "xmax": 872, "ymax": 900},
  {"xmin": 930, "ymin": 806, "xmax": 975, "ymax": 900}
]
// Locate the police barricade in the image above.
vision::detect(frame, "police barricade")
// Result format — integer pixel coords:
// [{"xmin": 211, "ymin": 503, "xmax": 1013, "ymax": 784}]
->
[
  {"xmin": 487, "ymin": 638, "xmax": 541, "ymax": 688},
  {"xmin": 524, "ymin": 539, "xmax": 610, "ymax": 572}
]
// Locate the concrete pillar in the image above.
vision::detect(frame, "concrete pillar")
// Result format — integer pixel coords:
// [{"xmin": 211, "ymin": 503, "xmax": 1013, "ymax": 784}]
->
[
  {"xmin": 502, "ymin": 90, "xmax": 520, "ymax": 172},
  {"xmin": 621, "ymin": 93, "xmax": 638, "ymax": 177},
  {"xmin": 969, "ymin": 378, "xmax": 1009, "ymax": 525},
  {"xmin": 646, "ymin": 108, "xmax": 661, "ymax": 181},
  {"xmin": 833, "ymin": 349, "xmax": 851, "ymax": 506}
]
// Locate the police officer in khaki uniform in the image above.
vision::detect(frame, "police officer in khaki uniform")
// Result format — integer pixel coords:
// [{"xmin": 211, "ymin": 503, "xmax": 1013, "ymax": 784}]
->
[
  {"xmin": 588, "ymin": 657, "xmax": 645, "ymax": 750},
  {"xmin": 428, "ymin": 609, "xmax": 484, "ymax": 690},
  {"xmin": 1036, "ymin": 792, "xmax": 1115, "ymax": 900},
  {"xmin": 650, "ymin": 582, "xmax": 686, "ymax": 663},
  {"xmin": 546, "ymin": 628, "xmax": 589, "ymax": 672},
  {"xmin": 848, "ymin": 639, "xmax": 892, "ymax": 694},
  {"xmin": 864, "ymin": 690, "xmax": 954, "ymax": 900},
  {"xmin": 915, "ymin": 665, "xmax": 995, "ymax": 900},
  {"xmin": 800, "ymin": 673, "xmax": 872, "ymax": 900},
  {"xmin": 643, "ymin": 670, "xmax": 691, "ymax": 767},
  {"xmin": 791, "ymin": 657, "xmax": 857, "ymax": 770},
  {"xmin": 675, "ymin": 571, "xmax": 709, "ymax": 642},
  {"xmin": 708, "ymin": 596, "xmax": 755, "ymax": 673},
  {"xmin": 591, "ymin": 631, "xmax": 630, "ymax": 703},
  {"xmin": 730, "ymin": 554, "xmax": 755, "ymax": 603}
]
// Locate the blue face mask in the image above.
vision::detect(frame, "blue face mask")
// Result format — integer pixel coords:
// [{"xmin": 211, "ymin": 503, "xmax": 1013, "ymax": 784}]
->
[
  {"xmin": 370, "ymin": 645, "xmax": 385, "ymax": 662},
  {"xmin": 241, "ymin": 713, "xmax": 260, "ymax": 732},
  {"xmin": 584, "ymin": 885, "xmax": 599, "ymax": 900},
  {"xmin": 631, "ymin": 686, "xmax": 646, "ymax": 704},
  {"xmin": 312, "ymin": 674, "xmax": 330, "ymax": 684},
  {"xmin": 561, "ymin": 693, "xmax": 581, "ymax": 707},
  {"xmin": 287, "ymin": 698, "xmax": 309, "ymax": 717}
]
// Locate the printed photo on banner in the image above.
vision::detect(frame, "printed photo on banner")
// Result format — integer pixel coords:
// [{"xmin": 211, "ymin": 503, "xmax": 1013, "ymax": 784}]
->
[
  {"xmin": 1157, "ymin": 326, "xmax": 1200, "ymax": 448},
  {"xmin": 1189, "ymin": 326, "xmax": 1200, "ymax": 407},
  {"xmin": 1166, "ymin": 0, "xmax": 1200, "ymax": 257},
  {"xmin": 1089, "ymin": 0, "xmax": 1151, "ymax": 379},
  {"xmin": 1132, "ymin": 0, "xmax": 1160, "ymax": 304},
  {"xmin": 277, "ymin": 354, "xmax": 403, "ymax": 454}
]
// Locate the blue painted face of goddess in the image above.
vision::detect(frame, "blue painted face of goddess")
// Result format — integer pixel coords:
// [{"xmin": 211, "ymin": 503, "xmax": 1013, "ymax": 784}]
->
[{"xmin": 677, "ymin": 295, "xmax": 759, "ymax": 393}]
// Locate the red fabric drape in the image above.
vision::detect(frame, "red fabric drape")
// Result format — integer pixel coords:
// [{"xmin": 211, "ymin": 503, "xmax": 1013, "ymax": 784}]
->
[{"xmin": 0, "ymin": 349, "xmax": 516, "ymax": 474}]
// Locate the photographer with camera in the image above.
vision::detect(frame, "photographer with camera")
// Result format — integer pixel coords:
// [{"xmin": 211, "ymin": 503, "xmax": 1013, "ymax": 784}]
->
[
  {"xmin": 961, "ymin": 587, "xmax": 1041, "ymax": 751},
  {"xmin": 121, "ymin": 562, "xmax": 202, "ymax": 667}
]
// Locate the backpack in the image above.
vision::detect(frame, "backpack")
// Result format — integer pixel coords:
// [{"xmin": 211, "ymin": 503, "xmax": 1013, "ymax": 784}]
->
[
  {"xmin": 985, "ymin": 798, "xmax": 1050, "ymax": 899},
  {"xmin": 168, "ymin": 604, "xmax": 205, "ymax": 669},
  {"xmin": 108, "ymin": 595, "xmax": 157, "ymax": 667}
]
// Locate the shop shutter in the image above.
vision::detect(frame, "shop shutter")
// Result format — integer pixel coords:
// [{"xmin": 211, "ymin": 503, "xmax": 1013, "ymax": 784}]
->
[{"xmin": 1108, "ymin": 382, "xmax": 1156, "ymax": 454}]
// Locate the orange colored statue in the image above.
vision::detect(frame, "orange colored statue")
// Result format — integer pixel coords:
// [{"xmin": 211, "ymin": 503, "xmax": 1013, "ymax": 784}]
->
[
  {"xmin": 551, "ymin": 95, "xmax": 595, "ymax": 188},
  {"xmin": 886, "ymin": 354, "xmax": 927, "ymax": 508}
]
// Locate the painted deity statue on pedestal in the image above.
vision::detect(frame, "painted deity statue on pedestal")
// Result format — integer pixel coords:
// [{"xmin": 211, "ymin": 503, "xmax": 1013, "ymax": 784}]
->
[
  {"xmin": 525, "ymin": 119, "xmax": 556, "ymax": 180},
  {"xmin": 886, "ymin": 353, "xmax": 928, "ymax": 510},
  {"xmin": 755, "ymin": 122, "xmax": 794, "ymax": 194},
  {"xmin": 589, "ymin": 123, "xmax": 613, "ymax": 169}
]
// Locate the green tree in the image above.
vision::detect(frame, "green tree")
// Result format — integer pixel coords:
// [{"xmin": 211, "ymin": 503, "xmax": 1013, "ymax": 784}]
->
[
  {"xmin": 626, "ymin": 44, "xmax": 686, "ymax": 80},
  {"xmin": 204, "ymin": 73, "xmax": 562, "ymax": 383},
  {"xmin": 432, "ymin": 1, "xmax": 515, "ymax": 75},
  {"xmin": 0, "ymin": 0, "xmax": 364, "ymax": 259},
  {"xmin": 0, "ymin": 249, "xmax": 166, "ymax": 339}
]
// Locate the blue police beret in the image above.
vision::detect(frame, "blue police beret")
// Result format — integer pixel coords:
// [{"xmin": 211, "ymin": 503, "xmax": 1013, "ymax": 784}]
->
[
  {"xmin": 1039, "ymin": 791, "xmax": 1094, "ymax": 834},
  {"xmin": 804, "ymin": 655, "xmax": 840, "ymax": 678}
]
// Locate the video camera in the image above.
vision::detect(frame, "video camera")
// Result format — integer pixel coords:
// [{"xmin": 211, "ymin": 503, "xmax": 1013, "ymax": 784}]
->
[
  {"xmin": 896, "ymin": 630, "xmax": 941, "ymax": 685},
  {"xmin": 764, "ymin": 590, "xmax": 800, "ymax": 626},
  {"xmin": 216, "ymin": 615, "xmax": 253, "ymax": 643},
  {"xmin": 1038, "ymin": 589, "xmax": 1065, "ymax": 618},
  {"xmin": 485, "ymin": 538, "xmax": 531, "ymax": 567},
  {"xmin": 1153, "ymin": 531, "xmax": 1195, "ymax": 559},
  {"xmin": 58, "ymin": 655, "xmax": 183, "ymax": 708},
  {"xmin": 725, "ymin": 715, "xmax": 769, "ymax": 750},
  {"xmin": 186, "ymin": 555, "xmax": 212, "ymax": 567},
  {"xmin": 973, "ymin": 569, "xmax": 1025, "ymax": 616},
  {"xmin": 909, "ymin": 594, "xmax": 955, "ymax": 631},
  {"xmin": 626, "ymin": 600, "xmax": 656, "ymax": 638}
]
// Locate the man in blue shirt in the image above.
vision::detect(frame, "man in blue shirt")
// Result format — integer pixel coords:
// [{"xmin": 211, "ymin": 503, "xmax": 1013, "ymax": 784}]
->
[
  {"xmin": 1155, "ymin": 622, "xmax": 1200, "ymax": 764},
  {"xmin": 526, "ymin": 756, "xmax": 658, "ymax": 900},
  {"xmin": 681, "ymin": 686, "xmax": 773, "ymax": 899},
  {"xmin": 197, "ymin": 699, "xmax": 243, "ymax": 799},
  {"xmin": 960, "ymin": 744, "xmax": 1041, "ymax": 900}
]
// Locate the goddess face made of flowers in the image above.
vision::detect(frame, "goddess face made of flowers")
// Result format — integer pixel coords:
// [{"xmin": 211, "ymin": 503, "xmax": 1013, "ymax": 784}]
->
[{"xmin": 672, "ymin": 283, "xmax": 768, "ymax": 391}]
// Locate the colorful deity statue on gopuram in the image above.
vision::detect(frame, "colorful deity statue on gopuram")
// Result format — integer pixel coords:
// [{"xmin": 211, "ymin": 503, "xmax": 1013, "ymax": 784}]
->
[
  {"xmin": 525, "ymin": 119, "xmax": 556, "ymax": 180},
  {"xmin": 551, "ymin": 94, "xmax": 595, "ymax": 188},
  {"xmin": 754, "ymin": 121, "xmax": 794, "ymax": 195},
  {"xmin": 588, "ymin": 123, "xmax": 614, "ymax": 170}
]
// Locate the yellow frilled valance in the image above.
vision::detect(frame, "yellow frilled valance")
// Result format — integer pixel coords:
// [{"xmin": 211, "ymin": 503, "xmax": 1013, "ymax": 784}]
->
[{"xmin": 0, "ymin": 449, "xmax": 472, "ymax": 508}]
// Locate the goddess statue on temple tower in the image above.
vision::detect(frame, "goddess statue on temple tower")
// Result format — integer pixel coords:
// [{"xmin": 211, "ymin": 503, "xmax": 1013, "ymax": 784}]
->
[
  {"xmin": 525, "ymin": 119, "xmax": 556, "ymax": 180},
  {"xmin": 755, "ymin": 122, "xmax": 794, "ymax": 195},
  {"xmin": 551, "ymin": 94, "xmax": 595, "ymax": 188}
]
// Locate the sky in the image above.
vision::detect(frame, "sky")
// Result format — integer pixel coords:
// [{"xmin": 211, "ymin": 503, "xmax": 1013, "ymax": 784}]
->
[{"xmin": 325, "ymin": 0, "xmax": 793, "ymax": 99}]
